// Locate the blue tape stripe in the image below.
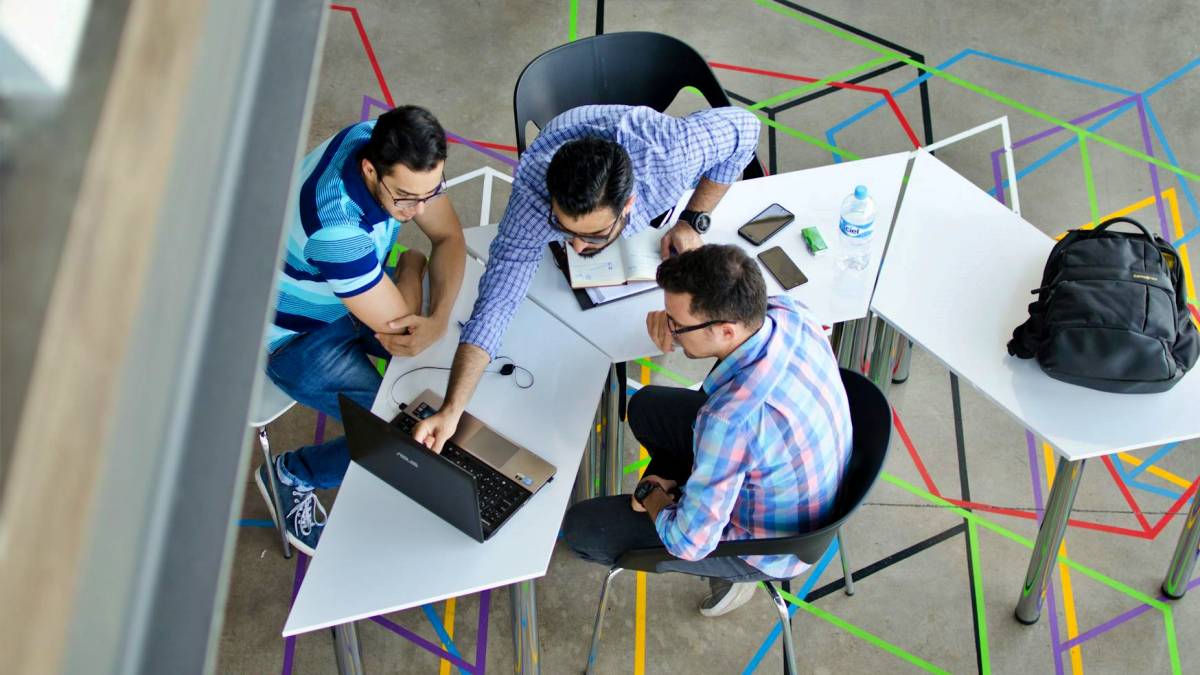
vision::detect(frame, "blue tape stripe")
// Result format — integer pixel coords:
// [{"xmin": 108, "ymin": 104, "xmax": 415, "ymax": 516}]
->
[
  {"xmin": 1113, "ymin": 458, "xmax": 1185, "ymax": 500},
  {"xmin": 1125, "ymin": 442, "xmax": 1180, "ymax": 479},
  {"xmin": 741, "ymin": 539, "xmax": 839, "ymax": 674},
  {"xmin": 239, "ymin": 518, "xmax": 276, "ymax": 528},
  {"xmin": 421, "ymin": 604, "xmax": 469, "ymax": 675},
  {"xmin": 969, "ymin": 51, "xmax": 1135, "ymax": 95},
  {"xmin": 1143, "ymin": 104, "xmax": 1200, "ymax": 231},
  {"xmin": 1143, "ymin": 57, "xmax": 1200, "ymax": 98},
  {"xmin": 825, "ymin": 49, "xmax": 972, "ymax": 138}
]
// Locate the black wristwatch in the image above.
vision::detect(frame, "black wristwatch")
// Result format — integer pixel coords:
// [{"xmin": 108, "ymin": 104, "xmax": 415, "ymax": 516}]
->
[
  {"xmin": 633, "ymin": 480, "xmax": 663, "ymax": 507},
  {"xmin": 678, "ymin": 209, "xmax": 711, "ymax": 234}
]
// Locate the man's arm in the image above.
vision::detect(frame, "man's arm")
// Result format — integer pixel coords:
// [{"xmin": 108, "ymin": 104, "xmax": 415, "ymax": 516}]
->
[
  {"xmin": 660, "ymin": 107, "xmax": 761, "ymax": 258},
  {"xmin": 374, "ymin": 196, "xmax": 467, "ymax": 356}
]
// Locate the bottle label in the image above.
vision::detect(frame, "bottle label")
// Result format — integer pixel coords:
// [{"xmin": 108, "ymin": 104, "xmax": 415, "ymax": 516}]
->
[{"xmin": 839, "ymin": 217, "xmax": 874, "ymax": 239}]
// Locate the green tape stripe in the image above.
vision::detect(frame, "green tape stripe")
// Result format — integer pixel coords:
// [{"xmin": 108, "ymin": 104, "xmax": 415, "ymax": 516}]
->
[
  {"xmin": 374, "ymin": 356, "xmax": 387, "ymax": 376},
  {"xmin": 568, "ymin": 0, "xmax": 578, "ymax": 41},
  {"xmin": 386, "ymin": 242, "xmax": 407, "ymax": 269},
  {"xmin": 750, "ymin": 0, "xmax": 1200, "ymax": 183},
  {"xmin": 756, "ymin": 114, "xmax": 861, "ymax": 161},
  {"xmin": 748, "ymin": 55, "xmax": 895, "ymax": 111},
  {"xmin": 771, "ymin": 585, "xmax": 951, "ymax": 674},
  {"xmin": 623, "ymin": 456, "xmax": 651, "ymax": 475},
  {"xmin": 967, "ymin": 521, "xmax": 991, "ymax": 674},
  {"xmin": 1079, "ymin": 134, "xmax": 1100, "ymax": 226},
  {"xmin": 633, "ymin": 358, "xmax": 695, "ymax": 386},
  {"xmin": 1163, "ymin": 610, "xmax": 1182, "ymax": 675}
]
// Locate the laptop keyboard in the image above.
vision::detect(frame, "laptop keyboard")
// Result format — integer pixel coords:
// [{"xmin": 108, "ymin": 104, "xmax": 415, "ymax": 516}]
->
[{"xmin": 392, "ymin": 411, "xmax": 530, "ymax": 535}]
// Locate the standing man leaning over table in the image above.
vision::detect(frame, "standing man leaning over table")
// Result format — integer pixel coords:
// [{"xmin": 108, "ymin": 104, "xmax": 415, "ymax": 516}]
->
[
  {"xmin": 412, "ymin": 104, "xmax": 761, "ymax": 451},
  {"xmin": 256, "ymin": 105, "xmax": 467, "ymax": 555}
]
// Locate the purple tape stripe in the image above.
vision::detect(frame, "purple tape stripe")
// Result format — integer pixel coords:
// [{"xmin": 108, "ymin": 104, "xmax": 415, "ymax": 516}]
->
[
  {"xmin": 474, "ymin": 589, "xmax": 491, "ymax": 674},
  {"xmin": 1134, "ymin": 97, "xmax": 1171, "ymax": 237},
  {"xmin": 992, "ymin": 149, "xmax": 1007, "ymax": 206},
  {"xmin": 370, "ymin": 615, "xmax": 477, "ymax": 671},
  {"xmin": 445, "ymin": 131, "xmax": 519, "ymax": 169},
  {"xmin": 1059, "ymin": 559, "xmax": 1200, "ymax": 651},
  {"xmin": 281, "ymin": 554, "xmax": 309, "ymax": 675}
]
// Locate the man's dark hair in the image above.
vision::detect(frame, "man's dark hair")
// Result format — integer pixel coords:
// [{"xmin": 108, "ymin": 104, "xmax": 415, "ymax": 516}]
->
[
  {"xmin": 657, "ymin": 244, "xmax": 767, "ymax": 329},
  {"xmin": 545, "ymin": 138, "xmax": 634, "ymax": 217},
  {"xmin": 360, "ymin": 105, "xmax": 447, "ymax": 174}
]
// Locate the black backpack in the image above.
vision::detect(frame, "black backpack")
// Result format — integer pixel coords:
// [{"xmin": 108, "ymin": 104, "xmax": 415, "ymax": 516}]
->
[{"xmin": 1007, "ymin": 216, "xmax": 1199, "ymax": 393}]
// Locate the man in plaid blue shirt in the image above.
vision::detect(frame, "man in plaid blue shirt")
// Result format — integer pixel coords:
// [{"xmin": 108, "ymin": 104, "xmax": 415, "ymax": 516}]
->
[
  {"xmin": 411, "ymin": 104, "xmax": 761, "ymax": 451},
  {"xmin": 563, "ymin": 245, "xmax": 853, "ymax": 617}
]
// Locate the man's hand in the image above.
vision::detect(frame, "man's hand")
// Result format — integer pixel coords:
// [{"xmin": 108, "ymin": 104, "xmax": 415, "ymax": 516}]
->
[
  {"xmin": 412, "ymin": 407, "xmax": 463, "ymax": 454},
  {"xmin": 646, "ymin": 310, "xmax": 675, "ymax": 354},
  {"xmin": 630, "ymin": 475, "xmax": 679, "ymax": 513},
  {"xmin": 375, "ymin": 314, "xmax": 448, "ymax": 358},
  {"xmin": 659, "ymin": 220, "xmax": 703, "ymax": 259}
]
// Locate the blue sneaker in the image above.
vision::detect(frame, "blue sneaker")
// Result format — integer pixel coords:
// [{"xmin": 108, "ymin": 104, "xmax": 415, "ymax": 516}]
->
[{"xmin": 256, "ymin": 458, "xmax": 327, "ymax": 556}]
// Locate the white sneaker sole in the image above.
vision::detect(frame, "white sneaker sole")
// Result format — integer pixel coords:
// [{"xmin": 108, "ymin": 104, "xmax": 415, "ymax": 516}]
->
[
  {"xmin": 255, "ymin": 467, "xmax": 317, "ymax": 557},
  {"xmin": 700, "ymin": 582, "xmax": 759, "ymax": 618}
]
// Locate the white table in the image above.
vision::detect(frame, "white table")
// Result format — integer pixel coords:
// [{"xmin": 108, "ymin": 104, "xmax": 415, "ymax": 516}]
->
[
  {"xmin": 871, "ymin": 150, "xmax": 1200, "ymax": 622},
  {"xmin": 283, "ymin": 259, "xmax": 612, "ymax": 672},
  {"xmin": 464, "ymin": 151, "xmax": 912, "ymax": 363}
]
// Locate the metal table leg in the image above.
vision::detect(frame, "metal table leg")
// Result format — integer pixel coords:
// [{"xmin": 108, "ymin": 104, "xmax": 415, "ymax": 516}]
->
[
  {"xmin": 1161, "ymin": 481, "xmax": 1200, "ymax": 599},
  {"xmin": 331, "ymin": 621, "xmax": 364, "ymax": 675},
  {"xmin": 575, "ymin": 406, "xmax": 602, "ymax": 503},
  {"xmin": 1015, "ymin": 457, "xmax": 1086, "ymax": 624},
  {"xmin": 511, "ymin": 580, "xmax": 541, "ymax": 674},
  {"xmin": 603, "ymin": 362, "xmax": 624, "ymax": 497},
  {"xmin": 892, "ymin": 338, "xmax": 913, "ymax": 384},
  {"xmin": 865, "ymin": 316, "xmax": 898, "ymax": 396},
  {"xmin": 833, "ymin": 317, "xmax": 871, "ymax": 373}
]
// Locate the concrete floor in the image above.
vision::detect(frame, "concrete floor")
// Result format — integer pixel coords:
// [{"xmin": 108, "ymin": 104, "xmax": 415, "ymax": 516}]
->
[{"xmin": 217, "ymin": 1, "xmax": 1200, "ymax": 673}]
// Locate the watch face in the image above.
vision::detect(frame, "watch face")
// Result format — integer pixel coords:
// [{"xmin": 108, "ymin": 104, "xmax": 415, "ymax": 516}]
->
[{"xmin": 693, "ymin": 213, "xmax": 711, "ymax": 233}]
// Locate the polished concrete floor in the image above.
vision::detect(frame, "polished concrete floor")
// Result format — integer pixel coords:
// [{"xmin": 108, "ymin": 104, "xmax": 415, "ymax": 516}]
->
[{"xmin": 216, "ymin": 1, "xmax": 1200, "ymax": 673}]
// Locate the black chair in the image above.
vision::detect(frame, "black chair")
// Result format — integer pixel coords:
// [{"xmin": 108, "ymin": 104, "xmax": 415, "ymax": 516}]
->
[
  {"xmin": 583, "ymin": 369, "xmax": 892, "ymax": 675},
  {"xmin": 512, "ymin": 31, "xmax": 765, "ymax": 179}
]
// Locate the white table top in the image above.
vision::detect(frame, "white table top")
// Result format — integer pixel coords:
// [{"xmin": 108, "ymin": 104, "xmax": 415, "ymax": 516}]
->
[
  {"xmin": 464, "ymin": 152, "xmax": 912, "ymax": 363},
  {"xmin": 872, "ymin": 150, "xmax": 1199, "ymax": 461},
  {"xmin": 283, "ymin": 259, "xmax": 611, "ymax": 636}
]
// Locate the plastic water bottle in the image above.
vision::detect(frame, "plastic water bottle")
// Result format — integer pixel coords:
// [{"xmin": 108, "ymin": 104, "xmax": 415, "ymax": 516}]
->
[{"xmin": 837, "ymin": 185, "xmax": 877, "ymax": 271}]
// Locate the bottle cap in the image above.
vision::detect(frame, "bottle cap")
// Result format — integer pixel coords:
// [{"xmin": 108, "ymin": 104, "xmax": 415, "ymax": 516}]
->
[{"xmin": 854, "ymin": 185, "xmax": 868, "ymax": 199}]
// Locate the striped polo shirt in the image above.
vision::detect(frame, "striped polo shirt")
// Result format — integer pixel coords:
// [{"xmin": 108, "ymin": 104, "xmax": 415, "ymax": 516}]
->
[{"xmin": 266, "ymin": 121, "xmax": 400, "ymax": 353}]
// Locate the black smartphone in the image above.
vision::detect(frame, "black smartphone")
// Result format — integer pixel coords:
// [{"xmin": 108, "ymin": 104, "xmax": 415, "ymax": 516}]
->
[
  {"xmin": 757, "ymin": 246, "xmax": 808, "ymax": 290},
  {"xmin": 738, "ymin": 203, "xmax": 795, "ymax": 246}
]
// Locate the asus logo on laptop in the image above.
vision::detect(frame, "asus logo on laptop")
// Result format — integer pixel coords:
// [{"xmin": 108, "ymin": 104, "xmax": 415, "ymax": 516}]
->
[{"xmin": 395, "ymin": 452, "xmax": 418, "ymax": 468}]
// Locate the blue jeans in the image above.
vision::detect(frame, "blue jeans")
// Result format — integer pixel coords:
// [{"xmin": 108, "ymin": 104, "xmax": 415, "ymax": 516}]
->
[{"xmin": 266, "ymin": 315, "xmax": 390, "ymax": 489}]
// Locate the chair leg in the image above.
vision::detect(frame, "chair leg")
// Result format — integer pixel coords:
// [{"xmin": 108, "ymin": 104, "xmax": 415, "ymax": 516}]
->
[
  {"xmin": 258, "ymin": 426, "xmax": 292, "ymax": 559},
  {"xmin": 837, "ymin": 531, "xmax": 854, "ymax": 596},
  {"xmin": 585, "ymin": 567, "xmax": 623, "ymax": 675},
  {"xmin": 762, "ymin": 581, "xmax": 798, "ymax": 675}
]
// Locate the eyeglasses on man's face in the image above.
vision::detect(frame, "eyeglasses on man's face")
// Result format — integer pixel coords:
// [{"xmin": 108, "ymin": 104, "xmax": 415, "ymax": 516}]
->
[
  {"xmin": 548, "ymin": 208, "xmax": 626, "ymax": 247},
  {"xmin": 377, "ymin": 171, "xmax": 447, "ymax": 210},
  {"xmin": 667, "ymin": 315, "xmax": 732, "ymax": 337}
]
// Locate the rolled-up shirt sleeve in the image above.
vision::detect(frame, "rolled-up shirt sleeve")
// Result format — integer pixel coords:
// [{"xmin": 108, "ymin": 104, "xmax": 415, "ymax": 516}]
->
[
  {"xmin": 654, "ymin": 414, "xmax": 748, "ymax": 561},
  {"xmin": 684, "ymin": 107, "xmax": 762, "ymax": 184},
  {"xmin": 458, "ymin": 187, "xmax": 549, "ymax": 358}
]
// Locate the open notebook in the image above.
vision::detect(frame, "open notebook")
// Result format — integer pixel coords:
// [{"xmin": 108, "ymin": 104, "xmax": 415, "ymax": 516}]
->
[{"xmin": 564, "ymin": 228, "xmax": 663, "ymax": 288}]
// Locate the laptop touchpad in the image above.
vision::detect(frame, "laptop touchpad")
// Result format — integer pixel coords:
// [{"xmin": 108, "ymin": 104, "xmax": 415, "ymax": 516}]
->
[{"xmin": 468, "ymin": 429, "xmax": 519, "ymax": 468}]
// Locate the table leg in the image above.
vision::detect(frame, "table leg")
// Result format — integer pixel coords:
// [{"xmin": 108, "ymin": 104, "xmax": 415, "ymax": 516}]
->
[
  {"xmin": 575, "ymin": 406, "xmax": 601, "ymax": 503},
  {"xmin": 511, "ymin": 580, "xmax": 541, "ymax": 674},
  {"xmin": 866, "ymin": 316, "xmax": 897, "ymax": 396},
  {"xmin": 331, "ymin": 621, "xmax": 364, "ymax": 674},
  {"xmin": 892, "ymin": 338, "xmax": 913, "ymax": 384},
  {"xmin": 1015, "ymin": 457, "xmax": 1086, "ymax": 625},
  {"xmin": 833, "ymin": 317, "xmax": 871, "ymax": 373},
  {"xmin": 1161, "ymin": 481, "xmax": 1200, "ymax": 599},
  {"xmin": 604, "ymin": 362, "xmax": 624, "ymax": 497}
]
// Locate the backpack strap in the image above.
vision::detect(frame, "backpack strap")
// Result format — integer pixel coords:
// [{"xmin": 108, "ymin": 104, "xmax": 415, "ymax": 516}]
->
[{"xmin": 1095, "ymin": 216, "xmax": 1156, "ymax": 240}]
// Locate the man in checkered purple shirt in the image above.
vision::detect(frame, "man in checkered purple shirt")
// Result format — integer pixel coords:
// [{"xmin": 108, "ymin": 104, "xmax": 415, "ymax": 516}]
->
[
  {"xmin": 410, "ymin": 105, "xmax": 761, "ymax": 451},
  {"xmin": 563, "ymin": 245, "xmax": 853, "ymax": 617}
]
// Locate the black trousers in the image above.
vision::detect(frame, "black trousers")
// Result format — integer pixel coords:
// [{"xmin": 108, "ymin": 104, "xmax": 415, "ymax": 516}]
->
[{"xmin": 561, "ymin": 386, "xmax": 768, "ymax": 581}]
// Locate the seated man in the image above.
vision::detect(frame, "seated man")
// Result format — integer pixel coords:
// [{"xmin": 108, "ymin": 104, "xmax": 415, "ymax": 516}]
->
[
  {"xmin": 411, "ymin": 104, "xmax": 761, "ymax": 453},
  {"xmin": 257, "ymin": 105, "xmax": 467, "ymax": 554},
  {"xmin": 563, "ymin": 244, "xmax": 853, "ymax": 617}
]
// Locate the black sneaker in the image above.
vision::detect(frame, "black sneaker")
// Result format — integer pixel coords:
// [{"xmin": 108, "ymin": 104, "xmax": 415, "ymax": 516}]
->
[
  {"xmin": 699, "ymin": 579, "xmax": 758, "ymax": 617},
  {"xmin": 256, "ymin": 459, "xmax": 327, "ymax": 556}
]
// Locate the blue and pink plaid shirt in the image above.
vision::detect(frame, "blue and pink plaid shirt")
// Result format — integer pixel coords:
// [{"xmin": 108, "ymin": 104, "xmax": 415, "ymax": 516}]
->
[
  {"xmin": 460, "ymin": 105, "xmax": 760, "ymax": 357},
  {"xmin": 654, "ymin": 295, "xmax": 853, "ymax": 579}
]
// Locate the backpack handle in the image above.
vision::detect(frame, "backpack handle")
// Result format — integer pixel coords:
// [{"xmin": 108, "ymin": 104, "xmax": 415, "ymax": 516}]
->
[{"xmin": 1095, "ymin": 216, "xmax": 1156, "ymax": 241}]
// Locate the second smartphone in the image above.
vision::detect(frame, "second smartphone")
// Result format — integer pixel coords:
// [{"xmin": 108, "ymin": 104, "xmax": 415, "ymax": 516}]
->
[{"xmin": 738, "ymin": 203, "xmax": 795, "ymax": 246}]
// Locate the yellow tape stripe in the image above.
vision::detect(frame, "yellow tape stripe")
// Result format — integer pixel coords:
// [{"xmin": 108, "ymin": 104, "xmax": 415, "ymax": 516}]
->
[
  {"xmin": 1164, "ymin": 190, "xmax": 1197, "ymax": 302},
  {"xmin": 633, "ymin": 364, "xmax": 651, "ymax": 675},
  {"xmin": 438, "ymin": 597, "xmax": 456, "ymax": 675},
  {"xmin": 1117, "ymin": 452, "xmax": 1194, "ymax": 490},
  {"xmin": 1044, "ymin": 444, "xmax": 1084, "ymax": 674}
]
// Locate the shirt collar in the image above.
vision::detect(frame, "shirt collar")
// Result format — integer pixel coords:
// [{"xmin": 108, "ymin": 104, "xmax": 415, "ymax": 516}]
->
[
  {"xmin": 701, "ymin": 314, "xmax": 774, "ymax": 395},
  {"xmin": 341, "ymin": 151, "xmax": 393, "ymax": 226}
]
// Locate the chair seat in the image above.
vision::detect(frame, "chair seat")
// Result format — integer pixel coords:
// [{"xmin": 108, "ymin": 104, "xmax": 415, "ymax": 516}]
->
[{"xmin": 249, "ymin": 377, "xmax": 297, "ymax": 427}]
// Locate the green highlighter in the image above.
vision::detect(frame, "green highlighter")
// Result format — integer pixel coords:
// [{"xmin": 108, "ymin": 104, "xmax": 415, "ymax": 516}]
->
[{"xmin": 801, "ymin": 226, "xmax": 828, "ymax": 256}]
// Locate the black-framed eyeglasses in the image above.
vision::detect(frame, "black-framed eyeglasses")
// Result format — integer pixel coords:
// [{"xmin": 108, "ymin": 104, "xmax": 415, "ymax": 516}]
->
[
  {"xmin": 667, "ymin": 316, "xmax": 732, "ymax": 336},
  {"xmin": 548, "ymin": 209, "xmax": 626, "ymax": 246},
  {"xmin": 378, "ymin": 173, "xmax": 447, "ymax": 209}
]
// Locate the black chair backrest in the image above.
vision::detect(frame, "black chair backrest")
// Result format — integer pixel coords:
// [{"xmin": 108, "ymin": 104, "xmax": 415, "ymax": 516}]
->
[
  {"xmin": 614, "ymin": 368, "xmax": 891, "ymax": 572},
  {"xmin": 512, "ymin": 31, "xmax": 764, "ymax": 178}
]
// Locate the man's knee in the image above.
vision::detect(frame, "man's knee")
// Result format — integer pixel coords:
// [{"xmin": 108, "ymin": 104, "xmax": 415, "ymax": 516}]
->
[
  {"xmin": 562, "ymin": 498, "xmax": 621, "ymax": 566},
  {"xmin": 627, "ymin": 386, "xmax": 663, "ymax": 443}
]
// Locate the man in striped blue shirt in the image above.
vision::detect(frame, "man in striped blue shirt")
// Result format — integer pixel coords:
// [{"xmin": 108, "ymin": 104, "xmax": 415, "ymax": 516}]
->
[
  {"xmin": 410, "ymin": 105, "xmax": 761, "ymax": 452},
  {"xmin": 256, "ymin": 106, "xmax": 467, "ymax": 554}
]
